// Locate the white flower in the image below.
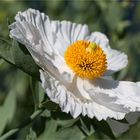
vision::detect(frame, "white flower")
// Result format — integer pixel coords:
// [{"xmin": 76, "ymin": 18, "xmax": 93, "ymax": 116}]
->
[{"xmin": 9, "ymin": 8, "xmax": 140, "ymax": 121}]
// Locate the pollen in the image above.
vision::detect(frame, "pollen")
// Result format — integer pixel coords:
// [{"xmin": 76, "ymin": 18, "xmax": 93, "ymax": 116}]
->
[{"xmin": 64, "ymin": 40, "xmax": 107, "ymax": 79}]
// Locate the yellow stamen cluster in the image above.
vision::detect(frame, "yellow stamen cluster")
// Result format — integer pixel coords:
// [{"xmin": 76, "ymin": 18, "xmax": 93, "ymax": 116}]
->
[{"xmin": 64, "ymin": 40, "xmax": 107, "ymax": 79}]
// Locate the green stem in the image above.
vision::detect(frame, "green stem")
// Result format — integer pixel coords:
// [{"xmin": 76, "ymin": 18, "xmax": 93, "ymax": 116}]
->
[
  {"xmin": 0, "ymin": 108, "xmax": 44, "ymax": 140},
  {"xmin": 30, "ymin": 77, "xmax": 39, "ymax": 111}
]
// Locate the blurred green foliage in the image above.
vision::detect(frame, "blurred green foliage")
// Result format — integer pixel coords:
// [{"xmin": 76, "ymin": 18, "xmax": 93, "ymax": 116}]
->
[{"xmin": 0, "ymin": 0, "xmax": 140, "ymax": 139}]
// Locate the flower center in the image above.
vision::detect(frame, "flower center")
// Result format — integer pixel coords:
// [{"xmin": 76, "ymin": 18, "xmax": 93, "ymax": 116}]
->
[{"xmin": 64, "ymin": 40, "xmax": 107, "ymax": 79}]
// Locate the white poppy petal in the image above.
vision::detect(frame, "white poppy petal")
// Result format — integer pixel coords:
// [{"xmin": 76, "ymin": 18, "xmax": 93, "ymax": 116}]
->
[
  {"xmin": 52, "ymin": 20, "xmax": 90, "ymax": 56},
  {"xmin": 40, "ymin": 70, "xmax": 83, "ymax": 117},
  {"xmin": 9, "ymin": 8, "xmax": 74, "ymax": 83},
  {"xmin": 105, "ymin": 48, "xmax": 128, "ymax": 75},
  {"xmin": 14, "ymin": 8, "xmax": 54, "ymax": 55},
  {"xmin": 87, "ymin": 32, "xmax": 128, "ymax": 74},
  {"xmin": 82, "ymin": 77, "xmax": 140, "ymax": 119},
  {"xmin": 73, "ymin": 102, "xmax": 82, "ymax": 118},
  {"xmin": 40, "ymin": 70, "xmax": 126, "ymax": 120}
]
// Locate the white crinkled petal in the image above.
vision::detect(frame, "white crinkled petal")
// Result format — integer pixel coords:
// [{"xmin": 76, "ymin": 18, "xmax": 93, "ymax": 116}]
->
[
  {"xmin": 40, "ymin": 70, "xmax": 83, "ymax": 118},
  {"xmin": 9, "ymin": 8, "xmax": 75, "ymax": 84},
  {"xmin": 40, "ymin": 70, "xmax": 127, "ymax": 121},
  {"xmin": 83, "ymin": 77, "xmax": 140, "ymax": 116},
  {"xmin": 105, "ymin": 48, "xmax": 128, "ymax": 75},
  {"xmin": 86, "ymin": 32, "xmax": 128, "ymax": 75},
  {"xmin": 14, "ymin": 8, "xmax": 54, "ymax": 55},
  {"xmin": 40, "ymin": 69, "xmax": 140, "ymax": 120},
  {"xmin": 52, "ymin": 20, "xmax": 90, "ymax": 56}
]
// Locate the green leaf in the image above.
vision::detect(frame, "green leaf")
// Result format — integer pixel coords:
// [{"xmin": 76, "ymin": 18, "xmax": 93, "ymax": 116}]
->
[
  {"xmin": 101, "ymin": 1, "xmax": 123, "ymax": 31},
  {"xmin": 56, "ymin": 126, "xmax": 85, "ymax": 140},
  {"xmin": 30, "ymin": 78, "xmax": 39, "ymax": 110},
  {"xmin": 26, "ymin": 128, "xmax": 37, "ymax": 140},
  {"xmin": 96, "ymin": 0, "xmax": 108, "ymax": 10},
  {"xmin": 107, "ymin": 118, "xmax": 129, "ymax": 137},
  {"xmin": 92, "ymin": 118, "xmax": 116, "ymax": 139},
  {"xmin": 39, "ymin": 118, "xmax": 84, "ymax": 140},
  {"xmin": 80, "ymin": 117, "xmax": 95, "ymax": 136},
  {"xmin": 57, "ymin": 118, "xmax": 78, "ymax": 129},
  {"xmin": 117, "ymin": 20, "xmax": 131, "ymax": 34},
  {"xmin": 0, "ymin": 90, "xmax": 16, "ymax": 135},
  {"xmin": 38, "ymin": 83, "xmax": 58, "ymax": 112},
  {"xmin": 0, "ymin": 39, "xmax": 40, "ymax": 80},
  {"xmin": 39, "ymin": 119, "xmax": 57, "ymax": 139},
  {"xmin": 0, "ymin": 59, "xmax": 4, "ymax": 66},
  {"xmin": 84, "ymin": 133, "xmax": 96, "ymax": 140},
  {"xmin": 40, "ymin": 100, "xmax": 58, "ymax": 111},
  {"xmin": 41, "ymin": 109, "xmax": 51, "ymax": 117}
]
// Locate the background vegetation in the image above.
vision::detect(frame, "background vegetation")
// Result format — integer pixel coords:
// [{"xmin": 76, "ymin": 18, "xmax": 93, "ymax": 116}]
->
[{"xmin": 0, "ymin": 0, "xmax": 140, "ymax": 139}]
